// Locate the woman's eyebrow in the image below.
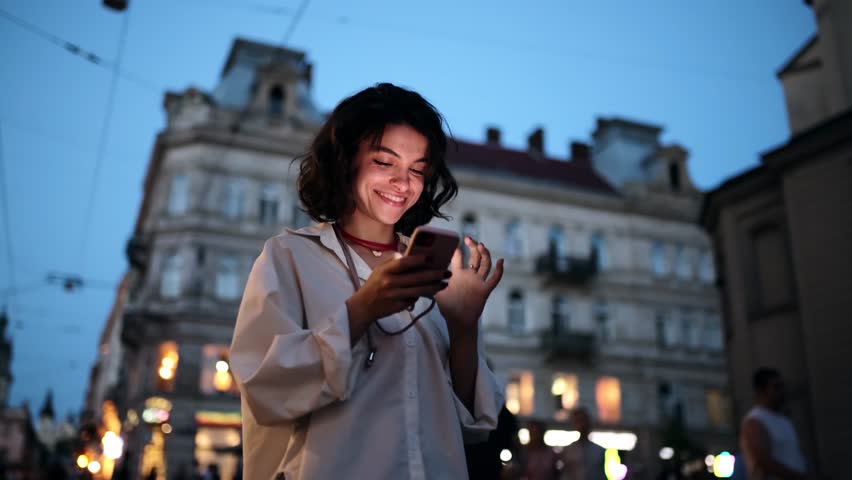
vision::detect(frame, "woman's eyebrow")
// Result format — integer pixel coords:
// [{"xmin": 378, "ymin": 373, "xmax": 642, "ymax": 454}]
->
[{"xmin": 371, "ymin": 145, "xmax": 427, "ymax": 163}]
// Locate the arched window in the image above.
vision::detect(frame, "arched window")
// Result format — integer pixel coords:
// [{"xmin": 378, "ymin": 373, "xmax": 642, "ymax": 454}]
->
[
  {"xmin": 698, "ymin": 250, "xmax": 715, "ymax": 284},
  {"xmin": 591, "ymin": 232, "xmax": 608, "ymax": 269},
  {"xmin": 548, "ymin": 225, "xmax": 568, "ymax": 271},
  {"xmin": 505, "ymin": 219, "xmax": 524, "ymax": 259},
  {"xmin": 222, "ymin": 179, "xmax": 244, "ymax": 220},
  {"xmin": 215, "ymin": 256, "xmax": 240, "ymax": 300},
  {"xmin": 258, "ymin": 184, "xmax": 280, "ymax": 226},
  {"xmin": 651, "ymin": 241, "xmax": 668, "ymax": 276},
  {"xmin": 167, "ymin": 174, "xmax": 189, "ymax": 216},
  {"xmin": 268, "ymin": 85, "xmax": 285, "ymax": 117},
  {"xmin": 551, "ymin": 295, "xmax": 570, "ymax": 335},
  {"xmin": 594, "ymin": 300, "xmax": 610, "ymax": 341},
  {"xmin": 160, "ymin": 252, "xmax": 183, "ymax": 298},
  {"xmin": 508, "ymin": 290, "xmax": 525, "ymax": 334}
]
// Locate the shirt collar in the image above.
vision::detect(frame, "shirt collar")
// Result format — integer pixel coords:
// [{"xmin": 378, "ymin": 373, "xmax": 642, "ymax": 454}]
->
[{"xmin": 286, "ymin": 222, "xmax": 410, "ymax": 281}]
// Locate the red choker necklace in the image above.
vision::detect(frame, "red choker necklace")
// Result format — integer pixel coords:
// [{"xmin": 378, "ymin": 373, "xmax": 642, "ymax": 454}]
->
[{"xmin": 341, "ymin": 229, "xmax": 399, "ymax": 257}]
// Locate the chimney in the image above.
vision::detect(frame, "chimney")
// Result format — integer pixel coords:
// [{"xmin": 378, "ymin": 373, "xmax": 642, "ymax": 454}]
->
[
  {"xmin": 486, "ymin": 127, "xmax": 501, "ymax": 146},
  {"xmin": 570, "ymin": 142, "xmax": 592, "ymax": 169},
  {"xmin": 527, "ymin": 128, "xmax": 544, "ymax": 156}
]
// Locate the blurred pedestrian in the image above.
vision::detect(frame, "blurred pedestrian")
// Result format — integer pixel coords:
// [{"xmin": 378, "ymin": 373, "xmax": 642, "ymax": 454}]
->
[
  {"xmin": 229, "ymin": 83, "xmax": 505, "ymax": 480},
  {"xmin": 465, "ymin": 404, "xmax": 521, "ymax": 479},
  {"xmin": 560, "ymin": 407, "xmax": 605, "ymax": 480},
  {"xmin": 740, "ymin": 367, "xmax": 810, "ymax": 480},
  {"xmin": 522, "ymin": 420, "xmax": 559, "ymax": 480}
]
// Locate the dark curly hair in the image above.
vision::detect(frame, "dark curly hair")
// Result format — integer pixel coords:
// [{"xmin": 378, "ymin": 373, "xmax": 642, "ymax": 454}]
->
[{"xmin": 297, "ymin": 83, "xmax": 458, "ymax": 236}]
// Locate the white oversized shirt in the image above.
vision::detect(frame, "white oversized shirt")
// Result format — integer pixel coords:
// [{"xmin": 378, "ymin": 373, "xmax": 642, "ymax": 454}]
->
[{"xmin": 229, "ymin": 223, "xmax": 503, "ymax": 480}]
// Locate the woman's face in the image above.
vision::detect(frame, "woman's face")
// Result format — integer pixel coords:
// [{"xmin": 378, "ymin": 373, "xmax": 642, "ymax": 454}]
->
[{"xmin": 350, "ymin": 123, "xmax": 428, "ymax": 228}]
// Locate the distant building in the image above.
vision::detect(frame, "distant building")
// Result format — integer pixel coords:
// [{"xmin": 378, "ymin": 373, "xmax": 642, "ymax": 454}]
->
[
  {"xmin": 442, "ymin": 123, "xmax": 732, "ymax": 476},
  {"xmin": 104, "ymin": 37, "xmax": 733, "ymax": 480},
  {"xmin": 116, "ymin": 39, "xmax": 322, "ymax": 480},
  {"xmin": 700, "ymin": 1, "xmax": 852, "ymax": 479},
  {"xmin": 0, "ymin": 311, "xmax": 40, "ymax": 478}
]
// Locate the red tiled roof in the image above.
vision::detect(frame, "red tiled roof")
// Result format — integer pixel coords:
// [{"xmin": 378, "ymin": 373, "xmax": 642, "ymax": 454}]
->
[{"xmin": 446, "ymin": 139, "xmax": 619, "ymax": 195}]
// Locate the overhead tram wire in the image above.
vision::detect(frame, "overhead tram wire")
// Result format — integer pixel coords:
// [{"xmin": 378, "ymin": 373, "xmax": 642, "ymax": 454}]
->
[
  {"xmin": 281, "ymin": 0, "xmax": 311, "ymax": 46},
  {"xmin": 0, "ymin": 8, "xmax": 163, "ymax": 95},
  {"xmin": 76, "ymin": 6, "xmax": 131, "ymax": 273}
]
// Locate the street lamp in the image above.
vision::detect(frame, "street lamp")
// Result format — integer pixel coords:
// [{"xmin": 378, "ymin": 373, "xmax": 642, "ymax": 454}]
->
[{"xmin": 103, "ymin": 0, "xmax": 128, "ymax": 11}]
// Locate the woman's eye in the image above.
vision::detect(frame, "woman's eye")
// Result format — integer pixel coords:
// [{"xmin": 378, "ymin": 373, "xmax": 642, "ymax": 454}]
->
[
  {"xmin": 373, "ymin": 160, "xmax": 392, "ymax": 167},
  {"xmin": 409, "ymin": 168, "xmax": 425, "ymax": 176}
]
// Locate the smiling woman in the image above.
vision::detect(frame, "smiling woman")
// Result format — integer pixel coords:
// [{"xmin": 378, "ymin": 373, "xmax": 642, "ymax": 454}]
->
[{"xmin": 229, "ymin": 83, "xmax": 505, "ymax": 480}]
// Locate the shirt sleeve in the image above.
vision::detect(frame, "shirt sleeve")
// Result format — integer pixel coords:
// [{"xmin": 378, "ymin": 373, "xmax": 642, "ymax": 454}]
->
[
  {"xmin": 229, "ymin": 239, "xmax": 356, "ymax": 426},
  {"xmin": 451, "ymin": 334, "xmax": 504, "ymax": 444}
]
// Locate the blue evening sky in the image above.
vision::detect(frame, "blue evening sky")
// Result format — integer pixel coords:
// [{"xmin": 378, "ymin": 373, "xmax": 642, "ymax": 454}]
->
[{"xmin": 0, "ymin": 0, "xmax": 815, "ymax": 416}]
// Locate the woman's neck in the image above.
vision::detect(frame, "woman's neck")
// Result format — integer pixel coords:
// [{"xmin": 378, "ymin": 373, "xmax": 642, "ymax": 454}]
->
[{"xmin": 339, "ymin": 215, "xmax": 395, "ymax": 244}]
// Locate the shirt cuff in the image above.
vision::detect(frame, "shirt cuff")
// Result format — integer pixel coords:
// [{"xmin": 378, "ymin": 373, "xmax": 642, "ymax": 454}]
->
[{"xmin": 453, "ymin": 355, "xmax": 504, "ymax": 443}]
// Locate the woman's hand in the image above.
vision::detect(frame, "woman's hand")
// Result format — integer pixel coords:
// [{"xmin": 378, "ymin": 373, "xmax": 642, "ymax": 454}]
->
[
  {"xmin": 436, "ymin": 237, "xmax": 504, "ymax": 339},
  {"xmin": 345, "ymin": 255, "xmax": 450, "ymax": 341}
]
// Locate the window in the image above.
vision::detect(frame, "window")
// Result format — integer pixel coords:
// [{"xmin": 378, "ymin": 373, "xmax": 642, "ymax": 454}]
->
[
  {"xmin": 504, "ymin": 219, "xmax": 524, "ymax": 259},
  {"xmin": 658, "ymin": 382, "xmax": 685, "ymax": 420},
  {"xmin": 594, "ymin": 301, "xmax": 610, "ymax": 341},
  {"xmin": 222, "ymin": 179, "xmax": 244, "ymax": 220},
  {"xmin": 595, "ymin": 377, "xmax": 621, "ymax": 423},
  {"xmin": 215, "ymin": 256, "xmax": 240, "ymax": 301},
  {"xmin": 698, "ymin": 250, "xmax": 715, "ymax": 284},
  {"xmin": 160, "ymin": 252, "xmax": 183, "ymax": 298},
  {"xmin": 548, "ymin": 224, "xmax": 569, "ymax": 271},
  {"xmin": 551, "ymin": 295, "xmax": 570, "ymax": 335},
  {"xmin": 669, "ymin": 162, "xmax": 681, "ymax": 191},
  {"xmin": 506, "ymin": 371, "xmax": 534, "ymax": 416},
  {"xmin": 656, "ymin": 311, "xmax": 677, "ymax": 348},
  {"xmin": 651, "ymin": 241, "xmax": 667, "ymax": 276},
  {"xmin": 591, "ymin": 232, "xmax": 608, "ymax": 269},
  {"xmin": 258, "ymin": 184, "xmax": 280, "ymax": 226},
  {"xmin": 704, "ymin": 312, "xmax": 724, "ymax": 350},
  {"xmin": 705, "ymin": 389, "xmax": 732, "ymax": 428},
  {"xmin": 682, "ymin": 310, "xmax": 700, "ymax": 348},
  {"xmin": 155, "ymin": 341, "xmax": 179, "ymax": 392},
  {"xmin": 552, "ymin": 373, "xmax": 579, "ymax": 418},
  {"xmin": 199, "ymin": 344, "xmax": 238, "ymax": 395},
  {"xmin": 268, "ymin": 85, "xmax": 285, "ymax": 118},
  {"xmin": 674, "ymin": 246, "xmax": 692, "ymax": 280},
  {"xmin": 508, "ymin": 290, "xmax": 525, "ymax": 334},
  {"xmin": 167, "ymin": 174, "xmax": 189, "ymax": 216}
]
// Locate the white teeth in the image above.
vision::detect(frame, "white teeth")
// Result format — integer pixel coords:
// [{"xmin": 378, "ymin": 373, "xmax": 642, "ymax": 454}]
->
[{"xmin": 377, "ymin": 191, "xmax": 405, "ymax": 203}]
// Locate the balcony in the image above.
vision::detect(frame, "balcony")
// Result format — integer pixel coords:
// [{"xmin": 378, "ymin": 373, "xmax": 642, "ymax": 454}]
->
[
  {"xmin": 535, "ymin": 249, "xmax": 598, "ymax": 285},
  {"xmin": 541, "ymin": 330, "xmax": 597, "ymax": 360}
]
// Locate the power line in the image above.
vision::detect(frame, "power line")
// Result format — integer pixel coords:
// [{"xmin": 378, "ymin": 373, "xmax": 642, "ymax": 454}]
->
[
  {"xmin": 281, "ymin": 0, "xmax": 310, "ymax": 45},
  {"xmin": 0, "ymin": 7, "xmax": 163, "ymax": 94},
  {"xmin": 76, "ymin": 7, "xmax": 131, "ymax": 270},
  {"xmin": 179, "ymin": 0, "xmax": 295, "ymax": 16},
  {"xmin": 0, "ymin": 121, "xmax": 14, "ymax": 307}
]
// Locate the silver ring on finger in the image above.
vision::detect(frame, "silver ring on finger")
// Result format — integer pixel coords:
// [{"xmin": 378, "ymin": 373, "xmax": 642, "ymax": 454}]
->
[{"xmin": 469, "ymin": 263, "xmax": 479, "ymax": 270}]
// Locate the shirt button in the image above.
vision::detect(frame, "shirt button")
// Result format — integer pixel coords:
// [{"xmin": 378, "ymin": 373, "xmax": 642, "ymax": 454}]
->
[{"xmin": 408, "ymin": 390, "xmax": 415, "ymax": 398}]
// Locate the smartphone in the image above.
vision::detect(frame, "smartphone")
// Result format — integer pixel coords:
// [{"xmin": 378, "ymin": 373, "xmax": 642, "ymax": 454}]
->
[{"xmin": 404, "ymin": 225, "xmax": 460, "ymax": 271}]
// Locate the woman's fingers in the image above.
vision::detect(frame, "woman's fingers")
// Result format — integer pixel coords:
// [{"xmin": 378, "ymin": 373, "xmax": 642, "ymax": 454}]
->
[
  {"xmin": 477, "ymin": 243, "xmax": 492, "ymax": 278},
  {"xmin": 485, "ymin": 258, "xmax": 505, "ymax": 292},
  {"xmin": 466, "ymin": 236, "xmax": 482, "ymax": 271}
]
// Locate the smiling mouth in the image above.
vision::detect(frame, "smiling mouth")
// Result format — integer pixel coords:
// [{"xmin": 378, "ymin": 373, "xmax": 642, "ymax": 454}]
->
[{"xmin": 375, "ymin": 190, "xmax": 406, "ymax": 206}]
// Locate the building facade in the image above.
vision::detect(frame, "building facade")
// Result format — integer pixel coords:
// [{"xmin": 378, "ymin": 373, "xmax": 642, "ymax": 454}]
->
[
  {"xmin": 440, "ymin": 125, "xmax": 732, "ymax": 477},
  {"xmin": 115, "ymin": 39, "xmax": 321, "ymax": 480},
  {"xmin": 102, "ymin": 38, "xmax": 734, "ymax": 479},
  {"xmin": 700, "ymin": 2, "xmax": 852, "ymax": 478}
]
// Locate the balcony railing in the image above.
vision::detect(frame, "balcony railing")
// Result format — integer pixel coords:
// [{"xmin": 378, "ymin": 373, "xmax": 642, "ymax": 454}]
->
[
  {"xmin": 535, "ymin": 249, "xmax": 598, "ymax": 285},
  {"xmin": 541, "ymin": 330, "xmax": 597, "ymax": 360}
]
